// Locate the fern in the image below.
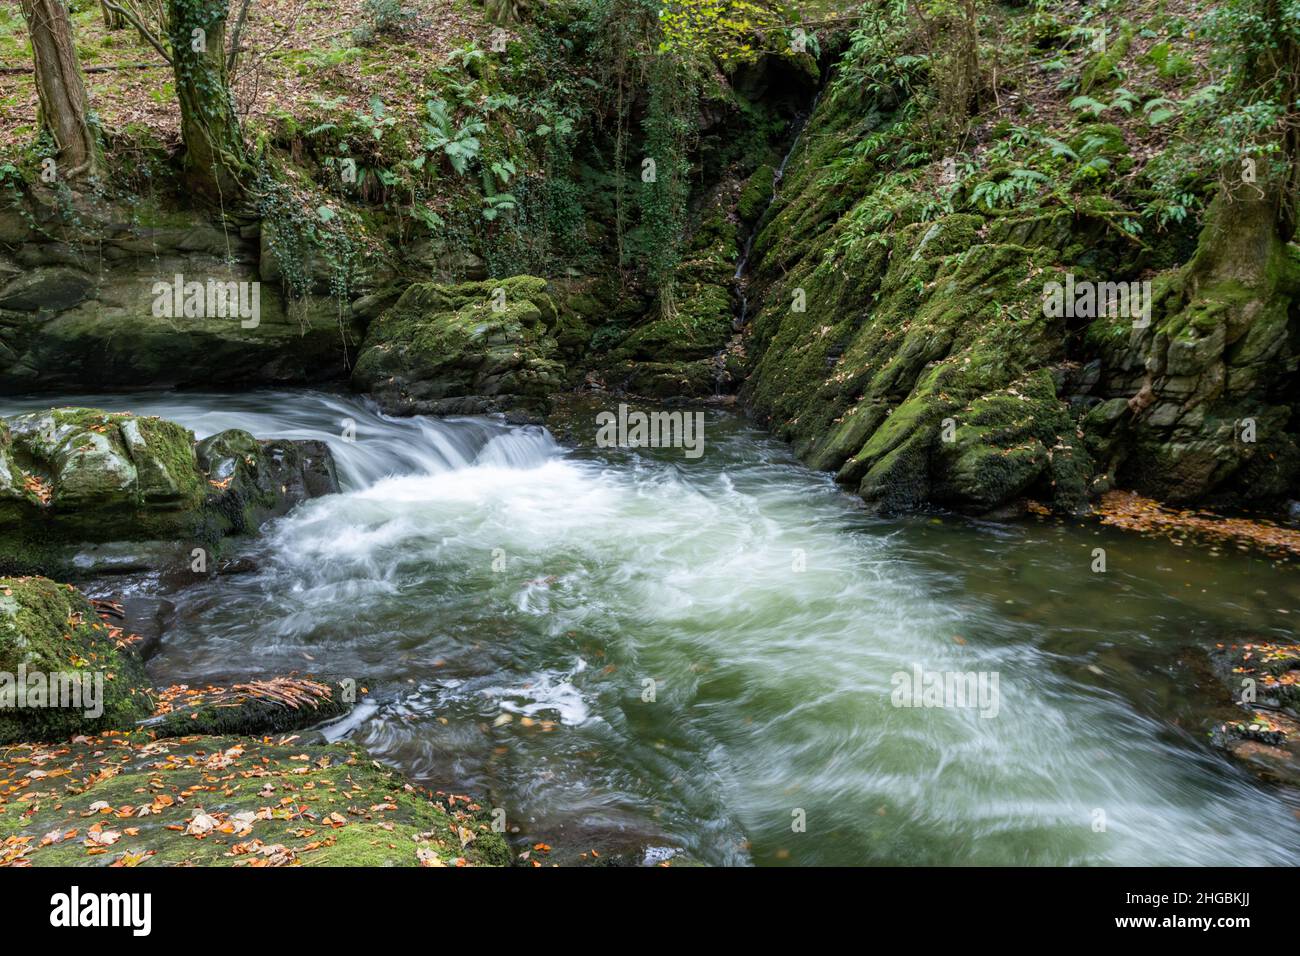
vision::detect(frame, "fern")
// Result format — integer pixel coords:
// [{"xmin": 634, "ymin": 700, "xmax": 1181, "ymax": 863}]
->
[{"xmin": 969, "ymin": 169, "xmax": 1050, "ymax": 211}]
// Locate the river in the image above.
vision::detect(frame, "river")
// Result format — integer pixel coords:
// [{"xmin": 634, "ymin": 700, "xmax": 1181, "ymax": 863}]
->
[{"xmin": 4, "ymin": 389, "xmax": 1298, "ymax": 865}]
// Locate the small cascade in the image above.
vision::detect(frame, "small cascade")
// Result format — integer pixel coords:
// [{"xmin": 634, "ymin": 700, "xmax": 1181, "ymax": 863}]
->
[
  {"xmin": 713, "ymin": 91, "xmax": 824, "ymax": 396},
  {"xmin": 0, "ymin": 389, "xmax": 559, "ymax": 489}
]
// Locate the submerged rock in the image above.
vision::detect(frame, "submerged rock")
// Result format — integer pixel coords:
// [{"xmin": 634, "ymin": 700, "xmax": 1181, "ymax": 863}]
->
[
  {"xmin": 352, "ymin": 276, "xmax": 569, "ymax": 416},
  {"xmin": 0, "ymin": 408, "xmax": 339, "ymax": 574},
  {"xmin": 0, "ymin": 576, "xmax": 153, "ymax": 744}
]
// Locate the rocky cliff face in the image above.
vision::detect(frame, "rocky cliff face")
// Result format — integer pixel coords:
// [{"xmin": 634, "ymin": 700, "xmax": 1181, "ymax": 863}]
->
[
  {"xmin": 0, "ymin": 191, "xmax": 364, "ymax": 392},
  {"xmin": 1088, "ymin": 196, "xmax": 1300, "ymax": 508},
  {"xmin": 738, "ymin": 42, "xmax": 1300, "ymax": 518}
]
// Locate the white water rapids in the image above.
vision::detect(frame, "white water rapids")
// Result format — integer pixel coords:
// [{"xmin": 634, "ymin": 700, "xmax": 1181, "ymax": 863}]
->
[{"xmin": 3, "ymin": 389, "xmax": 1297, "ymax": 865}]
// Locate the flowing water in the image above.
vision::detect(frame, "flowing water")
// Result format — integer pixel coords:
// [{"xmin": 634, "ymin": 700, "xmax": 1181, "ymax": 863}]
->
[{"xmin": 4, "ymin": 389, "xmax": 1299, "ymax": 866}]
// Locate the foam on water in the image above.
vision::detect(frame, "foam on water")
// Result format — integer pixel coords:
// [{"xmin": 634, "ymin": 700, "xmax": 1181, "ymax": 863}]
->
[{"xmin": 4, "ymin": 389, "xmax": 1298, "ymax": 865}]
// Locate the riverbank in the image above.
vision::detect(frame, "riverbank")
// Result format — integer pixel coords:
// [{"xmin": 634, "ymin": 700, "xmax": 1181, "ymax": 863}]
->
[{"xmin": 0, "ymin": 732, "xmax": 511, "ymax": 867}]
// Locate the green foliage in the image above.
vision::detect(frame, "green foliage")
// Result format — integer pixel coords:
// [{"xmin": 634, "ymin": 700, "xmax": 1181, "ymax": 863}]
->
[
  {"xmin": 254, "ymin": 172, "xmax": 362, "ymax": 305},
  {"xmin": 1069, "ymin": 87, "xmax": 1137, "ymax": 117},
  {"xmin": 356, "ymin": 95, "xmax": 397, "ymax": 141},
  {"xmin": 418, "ymin": 97, "xmax": 485, "ymax": 175},
  {"xmin": 632, "ymin": 52, "xmax": 698, "ymax": 308},
  {"xmin": 657, "ymin": 0, "xmax": 789, "ymax": 64},
  {"xmin": 969, "ymin": 168, "xmax": 1049, "ymax": 211},
  {"xmin": 482, "ymin": 192, "xmax": 518, "ymax": 220}
]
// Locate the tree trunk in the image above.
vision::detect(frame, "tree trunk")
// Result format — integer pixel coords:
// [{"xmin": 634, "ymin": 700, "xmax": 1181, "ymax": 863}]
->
[
  {"xmin": 167, "ymin": 0, "xmax": 248, "ymax": 201},
  {"xmin": 485, "ymin": 0, "xmax": 530, "ymax": 26},
  {"xmin": 100, "ymin": 1, "xmax": 126, "ymax": 29},
  {"xmin": 19, "ymin": 0, "xmax": 101, "ymax": 183},
  {"xmin": 1238, "ymin": 0, "xmax": 1300, "ymax": 239}
]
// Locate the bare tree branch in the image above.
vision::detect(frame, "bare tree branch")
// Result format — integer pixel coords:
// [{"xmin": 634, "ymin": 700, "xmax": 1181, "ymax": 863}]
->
[{"xmin": 101, "ymin": 0, "xmax": 172, "ymax": 65}]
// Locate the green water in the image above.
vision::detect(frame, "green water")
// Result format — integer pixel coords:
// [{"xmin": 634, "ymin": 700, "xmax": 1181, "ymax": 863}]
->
[{"xmin": 9, "ymin": 390, "xmax": 1298, "ymax": 865}]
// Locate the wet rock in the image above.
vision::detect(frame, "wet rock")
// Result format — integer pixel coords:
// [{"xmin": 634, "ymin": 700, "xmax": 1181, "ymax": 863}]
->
[
  {"xmin": 1211, "ymin": 712, "xmax": 1300, "ymax": 788},
  {"xmin": 1209, "ymin": 639, "xmax": 1300, "ymax": 711},
  {"xmin": 1205, "ymin": 638, "xmax": 1300, "ymax": 788},
  {"xmin": 142, "ymin": 677, "xmax": 353, "ymax": 739},
  {"xmin": 197, "ymin": 429, "xmax": 339, "ymax": 535},
  {"xmin": 0, "ymin": 267, "xmax": 95, "ymax": 313},
  {"xmin": 0, "ymin": 409, "xmax": 339, "ymax": 575}
]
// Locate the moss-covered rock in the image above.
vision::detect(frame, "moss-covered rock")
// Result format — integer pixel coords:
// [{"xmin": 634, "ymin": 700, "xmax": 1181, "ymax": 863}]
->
[
  {"xmin": 0, "ymin": 576, "xmax": 152, "ymax": 744},
  {"xmin": 0, "ymin": 191, "xmax": 368, "ymax": 394},
  {"xmin": 0, "ymin": 409, "xmax": 339, "ymax": 575},
  {"xmin": 0, "ymin": 733, "xmax": 511, "ymax": 867},
  {"xmin": 596, "ymin": 186, "xmax": 742, "ymax": 399},
  {"xmin": 198, "ymin": 429, "xmax": 339, "ymax": 537},
  {"xmin": 144, "ymin": 677, "xmax": 352, "ymax": 739},
  {"xmin": 1091, "ymin": 194, "xmax": 1300, "ymax": 508},
  {"xmin": 737, "ymin": 39, "xmax": 1296, "ymax": 518},
  {"xmin": 737, "ymin": 164, "xmax": 776, "ymax": 224},
  {"xmin": 352, "ymin": 276, "xmax": 569, "ymax": 416},
  {"xmin": 743, "ymin": 187, "xmax": 1088, "ymax": 513}
]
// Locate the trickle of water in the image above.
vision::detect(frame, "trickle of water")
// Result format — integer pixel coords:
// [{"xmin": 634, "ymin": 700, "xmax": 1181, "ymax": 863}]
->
[{"xmin": 717, "ymin": 91, "xmax": 824, "ymax": 396}]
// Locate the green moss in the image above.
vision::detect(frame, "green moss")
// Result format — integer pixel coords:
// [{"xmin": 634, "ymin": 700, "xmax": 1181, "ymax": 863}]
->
[
  {"xmin": 0, "ymin": 577, "xmax": 152, "ymax": 744},
  {"xmin": 1080, "ymin": 21, "xmax": 1136, "ymax": 93},
  {"xmin": 353, "ymin": 276, "xmax": 568, "ymax": 415},
  {"xmin": 0, "ymin": 734, "xmax": 510, "ymax": 867},
  {"xmin": 740, "ymin": 73, "xmax": 1096, "ymax": 515},
  {"xmin": 0, "ymin": 409, "xmax": 337, "ymax": 576},
  {"xmin": 737, "ymin": 165, "xmax": 776, "ymax": 224}
]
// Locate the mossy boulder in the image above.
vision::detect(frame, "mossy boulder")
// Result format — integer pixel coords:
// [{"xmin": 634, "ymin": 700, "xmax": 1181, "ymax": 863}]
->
[
  {"xmin": 0, "ymin": 408, "xmax": 206, "ymax": 553},
  {"xmin": 737, "ymin": 164, "xmax": 776, "ymax": 224},
  {"xmin": 932, "ymin": 371, "xmax": 1093, "ymax": 513},
  {"xmin": 0, "ymin": 409, "xmax": 340, "ymax": 574},
  {"xmin": 0, "ymin": 733, "xmax": 511, "ymax": 867},
  {"xmin": 352, "ymin": 276, "xmax": 569, "ymax": 416},
  {"xmin": 197, "ymin": 429, "xmax": 339, "ymax": 536},
  {"xmin": 0, "ymin": 576, "xmax": 153, "ymax": 744}
]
